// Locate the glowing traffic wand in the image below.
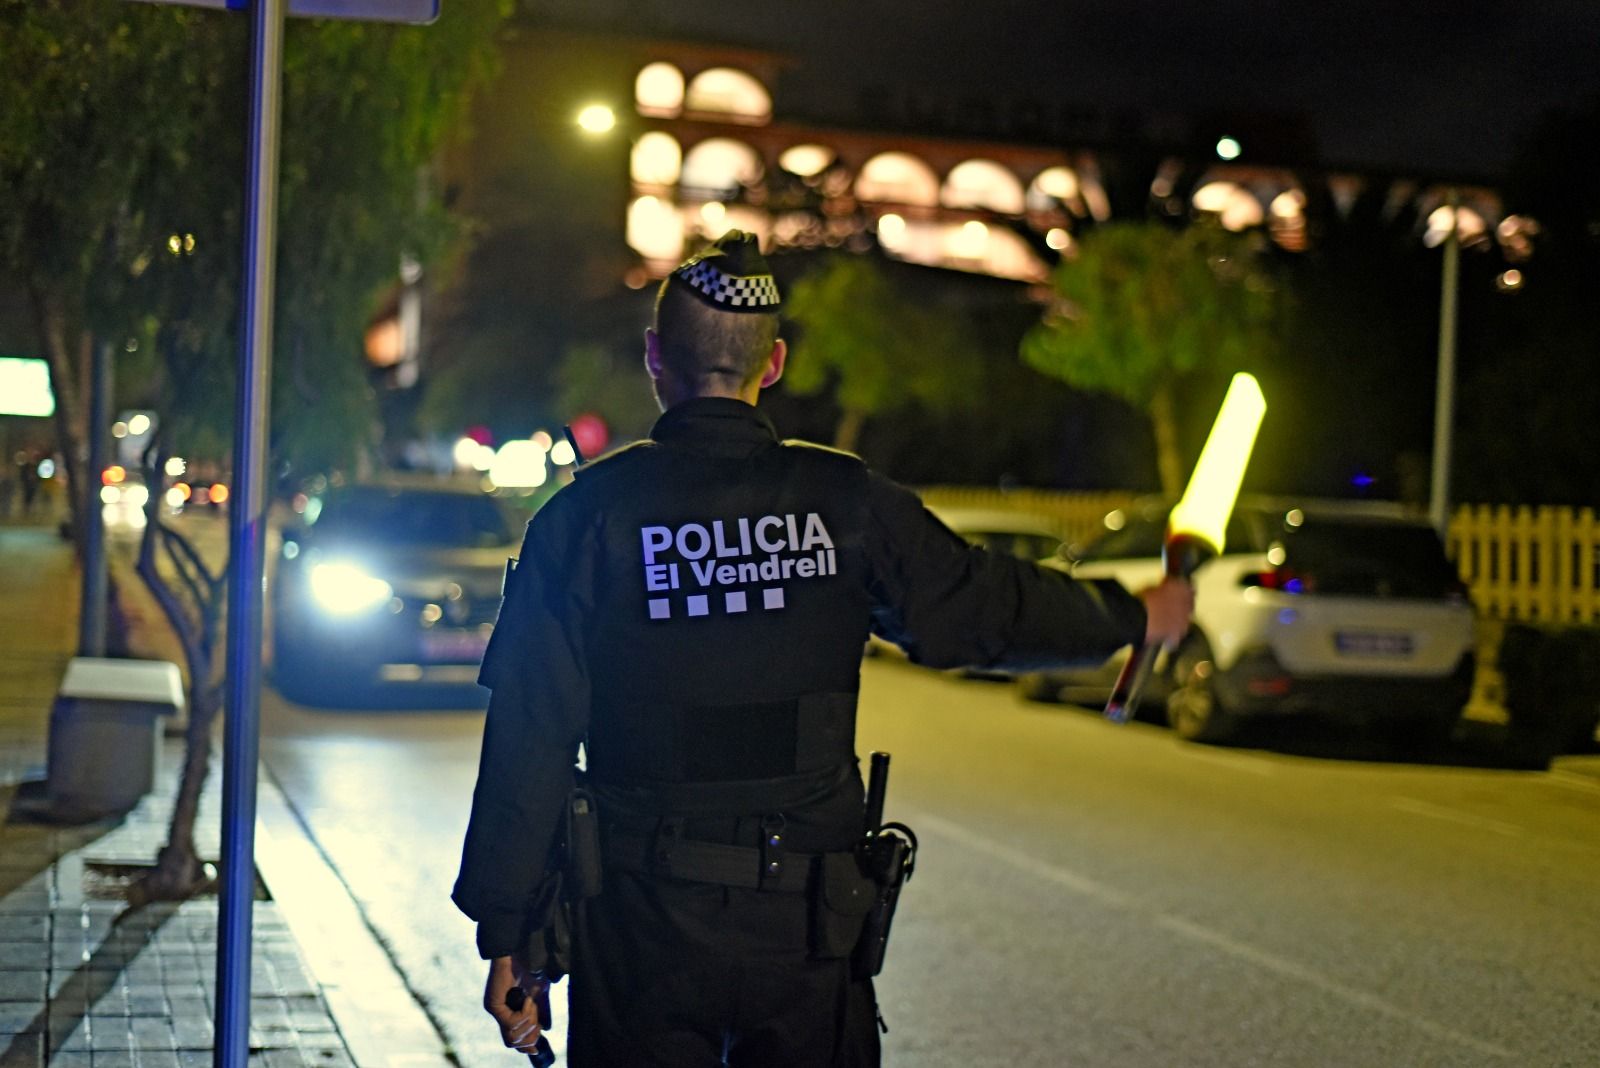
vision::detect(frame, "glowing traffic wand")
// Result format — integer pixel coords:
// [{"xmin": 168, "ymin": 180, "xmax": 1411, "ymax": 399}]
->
[{"xmin": 1104, "ymin": 372, "xmax": 1267, "ymax": 724}]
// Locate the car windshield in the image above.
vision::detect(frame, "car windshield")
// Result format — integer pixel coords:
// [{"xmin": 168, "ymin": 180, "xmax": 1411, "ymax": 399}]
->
[
  {"xmin": 1280, "ymin": 519, "xmax": 1461, "ymax": 598},
  {"xmin": 308, "ymin": 488, "xmax": 512, "ymax": 548}
]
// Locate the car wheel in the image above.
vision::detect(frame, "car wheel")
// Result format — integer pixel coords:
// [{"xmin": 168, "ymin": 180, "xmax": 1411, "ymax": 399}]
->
[
  {"xmin": 1385, "ymin": 706, "xmax": 1461, "ymax": 754},
  {"xmin": 1166, "ymin": 635, "xmax": 1238, "ymax": 744}
]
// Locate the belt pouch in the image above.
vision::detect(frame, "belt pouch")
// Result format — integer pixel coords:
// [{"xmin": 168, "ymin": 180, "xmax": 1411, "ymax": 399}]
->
[
  {"xmin": 565, "ymin": 789, "xmax": 603, "ymax": 899},
  {"xmin": 811, "ymin": 851, "xmax": 875, "ymax": 960}
]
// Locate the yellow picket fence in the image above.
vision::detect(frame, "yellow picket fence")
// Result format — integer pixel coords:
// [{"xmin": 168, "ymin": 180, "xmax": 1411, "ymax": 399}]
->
[
  {"xmin": 1447, "ymin": 505, "xmax": 1600, "ymax": 624},
  {"xmin": 918, "ymin": 488, "xmax": 1600, "ymax": 626}
]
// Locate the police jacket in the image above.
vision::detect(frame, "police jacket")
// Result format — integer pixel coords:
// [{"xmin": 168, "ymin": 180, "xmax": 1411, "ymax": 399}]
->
[{"xmin": 452, "ymin": 397, "xmax": 1146, "ymax": 958}]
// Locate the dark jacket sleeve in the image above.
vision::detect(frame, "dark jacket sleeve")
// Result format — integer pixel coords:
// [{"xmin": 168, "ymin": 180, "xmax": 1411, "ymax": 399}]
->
[
  {"xmin": 863, "ymin": 473, "xmax": 1146, "ymax": 671},
  {"xmin": 452, "ymin": 489, "xmax": 594, "ymax": 959}
]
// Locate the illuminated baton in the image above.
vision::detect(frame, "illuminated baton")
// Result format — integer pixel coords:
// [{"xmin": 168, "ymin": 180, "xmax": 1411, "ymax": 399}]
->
[{"xmin": 1104, "ymin": 372, "xmax": 1267, "ymax": 724}]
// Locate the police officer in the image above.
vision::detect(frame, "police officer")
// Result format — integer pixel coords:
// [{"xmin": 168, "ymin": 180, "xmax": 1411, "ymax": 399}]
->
[{"xmin": 453, "ymin": 232, "xmax": 1194, "ymax": 1067}]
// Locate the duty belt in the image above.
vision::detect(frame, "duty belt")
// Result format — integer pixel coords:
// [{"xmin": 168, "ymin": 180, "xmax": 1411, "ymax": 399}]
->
[{"xmin": 601, "ymin": 817, "xmax": 823, "ymax": 894}]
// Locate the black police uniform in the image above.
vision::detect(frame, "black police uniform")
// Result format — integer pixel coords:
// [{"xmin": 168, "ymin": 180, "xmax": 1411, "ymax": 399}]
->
[{"xmin": 453, "ymin": 396, "xmax": 1147, "ymax": 1068}]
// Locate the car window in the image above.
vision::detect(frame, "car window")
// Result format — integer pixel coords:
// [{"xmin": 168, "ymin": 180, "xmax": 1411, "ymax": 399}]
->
[
  {"xmin": 1079, "ymin": 509, "xmax": 1261, "ymax": 562},
  {"xmin": 963, "ymin": 531, "xmax": 1061, "ymax": 561},
  {"xmin": 1280, "ymin": 520, "xmax": 1461, "ymax": 598},
  {"xmin": 310, "ymin": 489, "xmax": 513, "ymax": 548},
  {"xmin": 1078, "ymin": 515, "xmax": 1167, "ymax": 562}
]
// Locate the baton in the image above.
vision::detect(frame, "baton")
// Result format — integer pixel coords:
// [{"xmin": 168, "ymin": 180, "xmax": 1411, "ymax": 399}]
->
[
  {"xmin": 505, "ymin": 984, "xmax": 557, "ymax": 1067},
  {"xmin": 1105, "ymin": 373, "xmax": 1266, "ymax": 724},
  {"xmin": 562, "ymin": 425, "xmax": 586, "ymax": 467}
]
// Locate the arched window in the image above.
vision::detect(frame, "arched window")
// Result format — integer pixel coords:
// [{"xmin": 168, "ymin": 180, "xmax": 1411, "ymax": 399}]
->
[
  {"xmin": 1027, "ymin": 166, "xmax": 1080, "ymax": 211},
  {"xmin": 680, "ymin": 138, "xmax": 763, "ymax": 199},
  {"xmin": 684, "ymin": 68, "xmax": 771, "ymax": 124},
  {"xmin": 630, "ymin": 132, "xmax": 682, "ymax": 187},
  {"xmin": 941, "ymin": 159, "xmax": 1026, "ymax": 214},
  {"xmin": 635, "ymin": 63, "xmax": 684, "ymax": 117},
  {"xmin": 855, "ymin": 152, "xmax": 939, "ymax": 207},
  {"xmin": 626, "ymin": 196, "xmax": 684, "ymax": 263},
  {"xmin": 778, "ymin": 144, "xmax": 835, "ymax": 178},
  {"xmin": 1192, "ymin": 181, "xmax": 1264, "ymax": 231}
]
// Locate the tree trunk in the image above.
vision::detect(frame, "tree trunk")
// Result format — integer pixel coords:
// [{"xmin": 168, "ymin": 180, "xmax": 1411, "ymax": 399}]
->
[
  {"xmin": 1149, "ymin": 380, "xmax": 1185, "ymax": 498},
  {"xmin": 29, "ymin": 284, "xmax": 86, "ymax": 545},
  {"xmin": 833, "ymin": 407, "xmax": 867, "ymax": 454},
  {"xmin": 127, "ymin": 469, "xmax": 228, "ymax": 904}
]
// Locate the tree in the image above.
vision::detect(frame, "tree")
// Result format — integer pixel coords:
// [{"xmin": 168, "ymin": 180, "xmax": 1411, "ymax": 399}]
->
[
  {"xmin": 1020, "ymin": 221, "xmax": 1279, "ymax": 495},
  {"xmin": 2, "ymin": 0, "xmax": 508, "ymax": 897},
  {"xmin": 781, "ymin": 254, "xmax": 985, "ymax": 453}
]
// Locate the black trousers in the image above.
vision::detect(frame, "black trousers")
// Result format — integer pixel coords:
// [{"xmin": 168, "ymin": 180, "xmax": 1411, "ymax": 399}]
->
[{"xmin": 567, "ymin": 870, "xmax": 881, "ymax": 1068}]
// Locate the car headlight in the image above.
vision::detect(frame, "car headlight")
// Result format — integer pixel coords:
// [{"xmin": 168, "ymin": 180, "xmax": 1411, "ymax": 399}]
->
[{"xmin": 308, "ymin": 562, "xmax": 393, "ymax": 615}]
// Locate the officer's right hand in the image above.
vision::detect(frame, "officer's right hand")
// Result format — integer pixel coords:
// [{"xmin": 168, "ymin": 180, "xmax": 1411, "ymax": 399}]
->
[
  {"xmin": 484, "ymin": 955, "xmax": 542, "ymax": 1053},
  {"xmin": 1137, "ymin": 577, "xmax": 1194, "ymax": 649}
]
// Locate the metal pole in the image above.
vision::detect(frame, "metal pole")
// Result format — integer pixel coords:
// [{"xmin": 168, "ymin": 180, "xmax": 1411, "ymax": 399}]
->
[
  {"xmin": 1429, "ymin": 188, "xmax": 1461, "ymax": 537},
  {"xmin": 216, "ymin": 1, "xmax": 284, "ymax": 1065},
  {"xmin": 78, "ymin": 339, "xmax": 112, "ymax": 658}
]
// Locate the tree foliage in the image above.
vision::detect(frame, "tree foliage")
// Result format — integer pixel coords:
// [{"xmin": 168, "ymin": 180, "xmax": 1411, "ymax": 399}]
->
[
  {"xmin": 0, "ymin": 0, "xmax": 508, "ymax": 475},
  {"xmin": 1020, "ymin": 221, "xmax": 1279, "ymax": 494},
  {"xmin": 782, "ymin": 254, "xmax": 985, "ymax": 453}
]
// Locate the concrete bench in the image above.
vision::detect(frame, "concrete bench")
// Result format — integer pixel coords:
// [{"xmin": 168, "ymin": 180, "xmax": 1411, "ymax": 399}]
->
[{"xmin": 48, "ymin": 657, "xmax": 185, "ymax": 817}]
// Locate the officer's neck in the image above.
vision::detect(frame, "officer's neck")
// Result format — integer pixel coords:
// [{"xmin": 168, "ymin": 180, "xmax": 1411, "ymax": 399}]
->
[{"xmin": 658, "ymin": 381, "xmax": 761, "ymax": 410}]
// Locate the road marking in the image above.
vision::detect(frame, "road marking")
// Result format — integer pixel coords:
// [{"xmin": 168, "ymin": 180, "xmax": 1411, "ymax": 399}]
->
[
  {"xmin": 916, "ymin": 812, "xmax": 1515, "ymax": 1060},
  {"xmin": 1388, "ymin": 796, "xmax": 1526, "ymax": 838},
  {"xmin": 1545, "ymin": 770, "xmax": 1600, "ymax": 797}
]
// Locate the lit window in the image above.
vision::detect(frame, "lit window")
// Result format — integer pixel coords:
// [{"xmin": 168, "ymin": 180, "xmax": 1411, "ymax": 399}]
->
[
  {"xmin": 627, "ymin": 196, "xmax": 685, "ymax": 263},
  {"xmin": 1192, "ymin": 181, "xmax": 1263, "ymax": 231},
  {"xmin": 631, "ymin": 132, "xmax": 682, "ymax": 187},
  {"xmin": 941, "ymin": 159, "xmax": 1026, "ymax": 214},
  {"xmin": 680, "ymin": 138, "xmax": 763, "ymax": 198},
  {"xmin": 1270, "ymin": 190, "xmax": 1305, "ymax": 218},
  {"xmin": 1028, "ymin": 166, "xmax": 1080, "ymax": 211},
  {"xmin": 856, "ymin": 152, "xmax": 939, "ymax": 207},
  {"xmin": 1424, "ymin": 204, "xmax": 1486, "ymax": 248},
  {"xmin": 779, "ymin": 144, "xmax": 834, "ymax": 178},
  {"xmin": 635, "ymin": 63, "xmax": 684, "ymax": 116},
  {"xmin": 684, "ymin": 68, "xmax": 771, "ymax": 124}
]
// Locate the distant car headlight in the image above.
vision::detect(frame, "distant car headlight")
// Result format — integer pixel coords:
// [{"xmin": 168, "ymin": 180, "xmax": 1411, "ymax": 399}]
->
[{"xmin": 309, "ymin": 562, "xmax": 393, "ymax": 615}]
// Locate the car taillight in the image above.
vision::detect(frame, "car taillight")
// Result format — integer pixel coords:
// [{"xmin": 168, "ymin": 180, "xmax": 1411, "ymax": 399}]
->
[{"xmin": 1243, "ymin": 568, "xmax": 1315, "ymax": 594}]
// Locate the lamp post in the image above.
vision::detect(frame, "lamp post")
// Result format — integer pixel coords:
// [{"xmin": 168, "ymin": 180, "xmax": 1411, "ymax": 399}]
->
[{"xmin": 1429, "ymin": 187, "xmax": 1461, "ymax": 538}]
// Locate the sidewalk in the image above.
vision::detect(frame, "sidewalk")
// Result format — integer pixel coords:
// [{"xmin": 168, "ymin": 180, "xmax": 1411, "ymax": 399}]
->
[{"xmin": 0, "ymin": 526, "xmax": 446, "ymax": 1068}]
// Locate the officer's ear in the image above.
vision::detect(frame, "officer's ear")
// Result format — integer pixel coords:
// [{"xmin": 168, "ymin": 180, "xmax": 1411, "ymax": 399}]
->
[
  {"xmin": 758, "ymin": 338, "xmax": 787, "ymax": 389},
  {"xmin": 644, "ymin": 328, "xmax": 664, "ymax": 382}
]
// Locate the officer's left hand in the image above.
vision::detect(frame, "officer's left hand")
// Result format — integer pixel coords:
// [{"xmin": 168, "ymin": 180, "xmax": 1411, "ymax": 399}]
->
[{"xmin": 484, "ymin": 955, "xmax": 544, "ymax": 1052}]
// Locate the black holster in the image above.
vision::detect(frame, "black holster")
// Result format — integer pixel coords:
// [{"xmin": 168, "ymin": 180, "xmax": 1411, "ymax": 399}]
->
[
  {"xmin": 521, "ymin": 787, "xmax": 603, "ymax": 981},
  {"xmin": 850, "ymin": 822, "xmax": 917, "ymax": 980}
]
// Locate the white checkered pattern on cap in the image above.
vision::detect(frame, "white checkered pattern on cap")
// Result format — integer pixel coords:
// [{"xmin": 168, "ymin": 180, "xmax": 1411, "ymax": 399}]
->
[{"xmin": 677, "ymin": 261, "xmax": 781, "ymax": 309}]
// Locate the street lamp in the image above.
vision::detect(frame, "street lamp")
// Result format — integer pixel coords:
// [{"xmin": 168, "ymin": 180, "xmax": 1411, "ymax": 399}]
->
[{"xmin": 576, "ymin": 103, "xmax": 616, "ymax": 135}]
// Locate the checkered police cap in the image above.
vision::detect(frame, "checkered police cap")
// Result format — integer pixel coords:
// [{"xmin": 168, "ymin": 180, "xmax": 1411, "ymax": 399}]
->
[{"xmin": 671, "ymin": 230, "xmax": 782, "ymax": 312}]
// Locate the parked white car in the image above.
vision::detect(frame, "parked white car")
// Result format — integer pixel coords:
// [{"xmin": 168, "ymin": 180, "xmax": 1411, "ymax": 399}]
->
[{"xmin": 1021, "ymin": 497, "xmax": 1477, "ymax": 745}]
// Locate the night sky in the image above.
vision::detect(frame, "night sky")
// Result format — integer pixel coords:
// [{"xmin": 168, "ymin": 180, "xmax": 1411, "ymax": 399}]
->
[{"xmin": 520, "ymin": 0, "xmax": 1600, "ymax": 178}]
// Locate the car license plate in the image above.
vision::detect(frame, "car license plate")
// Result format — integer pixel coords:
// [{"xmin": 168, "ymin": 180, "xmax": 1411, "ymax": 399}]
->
[
  {"xmin": 1334, "ymin": 631, "xmax": 1414, "ymax": 657},
  {"xmin": 419, "ymin": 629, "xmax": 489, "ymax": 662}
]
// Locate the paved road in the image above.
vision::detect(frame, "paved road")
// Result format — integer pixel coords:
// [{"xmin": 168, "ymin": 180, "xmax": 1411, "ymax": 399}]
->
[{"xmin": 258, "ymin": 655, "xmax": 1600, "ymax": 1068}]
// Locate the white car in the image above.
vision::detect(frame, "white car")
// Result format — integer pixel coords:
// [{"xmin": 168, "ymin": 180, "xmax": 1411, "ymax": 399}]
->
[{"xmin": 1022, "ymin": 497, "xmax": 1477, "ymax": 745}]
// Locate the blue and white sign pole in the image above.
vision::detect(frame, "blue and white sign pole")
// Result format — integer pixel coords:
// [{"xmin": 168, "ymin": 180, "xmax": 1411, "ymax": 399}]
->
[
  {"xmin": 215, "ymin": 1, "xmax": 285, "ymax": 1066},
  {"xmin": 122, "ymin": 2, "xmax": 437, "ymax": 1065}
]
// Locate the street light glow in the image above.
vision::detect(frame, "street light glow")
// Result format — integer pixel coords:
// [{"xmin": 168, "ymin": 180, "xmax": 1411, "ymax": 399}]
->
[
  {"xmin": 1216, "ymin": 136, "xmax": 1241, "ymax": 160},
  {"xmin": 577, "ymin": 104, "xmax": 616, "ymax": 134}
]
